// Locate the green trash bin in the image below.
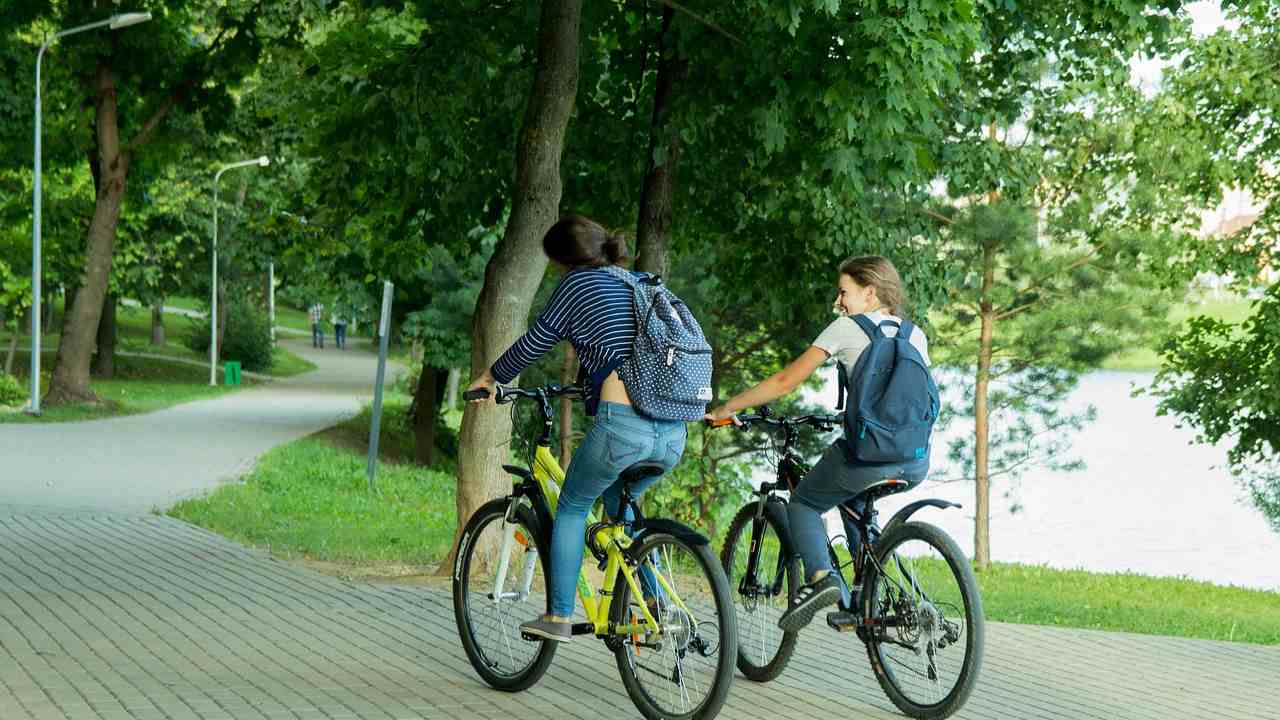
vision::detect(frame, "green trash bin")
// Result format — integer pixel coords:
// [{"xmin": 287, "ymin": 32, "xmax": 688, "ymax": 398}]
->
[{"xmin": 224, "ymin": 361, "xmax": 242, "ymax": 386}]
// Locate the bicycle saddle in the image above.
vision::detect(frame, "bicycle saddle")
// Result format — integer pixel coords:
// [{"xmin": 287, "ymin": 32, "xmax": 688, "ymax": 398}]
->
[{"xmin": 619, "ymin": 461, "xmax": 666, "ymax": 489}]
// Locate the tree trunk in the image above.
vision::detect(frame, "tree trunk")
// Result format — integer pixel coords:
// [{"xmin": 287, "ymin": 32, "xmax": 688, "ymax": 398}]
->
[
  {"xmin": 43, "ymin": 289, "xmax": 55, "ymax": 333},
  {"xmin": 45, "ymin": 63, "xmax": 129, "ymax": 406},
  {"xmin": 151, "ymin": 302, "xmax": 165, "ymax": 345},
  {"xmin": 559, "ymin": 345, "xmax": 577, "ymax": 468},
  {"xmin": 973, "ymin": 239, "xmax": 996, "ymax": 572},
  {"xmin": 4, "ymin": 333, "xmax": 17, "ymax": 377},
  {"xmin": 91, "ymin": 293, "xmax": 116, "ymax": 379},
  {"xmin": 438, "ymin": 0, "xmax": 583, "ymax": 576},
  {"xmin": 414, "ymin": 362, "xmax": 440, "ymax": 467},
  {"xmin": 3, "ymin": 309, "xmax": 18, "ymax": 375},
  {"xmin": 633, "ymin": 6, "xmax": 685, "ymax": 278}
]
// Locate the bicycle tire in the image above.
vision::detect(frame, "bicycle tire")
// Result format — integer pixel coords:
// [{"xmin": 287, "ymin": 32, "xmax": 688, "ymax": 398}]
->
[
  {"xmin": 719, "ymin": 500, "xmax": 801, "ymax": 682},
  {"xmin": 861, "ymin": 520, "xmax": 984, "ymax": 719},
  {"xmin": 452, "ymin": 498, "xmax": 557, "ymax": 692},
  {"xmin": 611, "ymin": 531, "xmax": 737, "ymax": 720}
]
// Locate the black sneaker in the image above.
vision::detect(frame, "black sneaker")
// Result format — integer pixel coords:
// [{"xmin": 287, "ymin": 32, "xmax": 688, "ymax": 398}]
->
[
  {"xmin": 778, "ymin": 573, "xmax": 842, "ymax": 632},
  {"xmin": 519, "ymin": 616, "xmax": 573, "ymax": 643}
]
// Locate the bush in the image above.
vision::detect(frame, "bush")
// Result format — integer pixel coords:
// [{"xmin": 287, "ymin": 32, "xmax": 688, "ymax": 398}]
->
[
  {"xmin": 0, "ymin": 372, "xmax": 23, "ymax": 407},
  {"xmin": 185, "ymin": 298, "xmax": 275, "ymax": 372}
]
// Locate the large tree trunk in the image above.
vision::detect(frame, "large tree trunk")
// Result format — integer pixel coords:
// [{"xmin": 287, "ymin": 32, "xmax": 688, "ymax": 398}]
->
[
  {"xmin": 438, "ymin": 0, "xmax": 583, "ymax": 576},
  {"xmin": 633, "ymin": 6, "xmax": 685, "ymax": 278},
  {"xmin": 558, "ymin": 345, "xmax": 577, "ymax": 468},
  {"xmin": 45, "ymin": 63, "xmax": 129, "ymax": 406},
  {"xmin": 973, "ymin": 240, "xmax": 996, "ymax": 572},
  {"xmin": 151, "ymin": 302, "xmax": 165, "ymax": 345},
  {"xmin": 413, "ymin": 363, "xmax": 441, "ymax": 467},
  {"xmin": 91, "ymin": 293, "xmax": 116, "ymax": 379}
]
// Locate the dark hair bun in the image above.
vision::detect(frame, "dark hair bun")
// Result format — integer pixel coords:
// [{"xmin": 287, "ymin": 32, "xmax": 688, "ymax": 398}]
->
[
  {"xmin": 543, "ymin": 215, "xmax": 630, "ymax": 268},
  {"xmin": 604, "ymin": 233, "xmax": 628, "ymax": 264}
]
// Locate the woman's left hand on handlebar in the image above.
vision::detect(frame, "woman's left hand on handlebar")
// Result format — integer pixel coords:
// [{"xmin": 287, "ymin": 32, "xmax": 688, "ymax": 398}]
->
[
  {"xmin": 703, "ymin": 405, "xmax": 741, "ymax": 425},
  {"xmin": 464, "ymin": 371, "xmax": 496, "ymax": 405}
]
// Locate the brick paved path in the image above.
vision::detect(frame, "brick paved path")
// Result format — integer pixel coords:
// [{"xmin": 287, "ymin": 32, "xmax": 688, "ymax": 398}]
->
[{"xmin": 0, "ymin": 513, "xmax": 1274, "ymax": 720}]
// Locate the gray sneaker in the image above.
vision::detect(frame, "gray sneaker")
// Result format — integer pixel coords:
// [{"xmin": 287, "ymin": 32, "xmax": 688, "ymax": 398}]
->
[{"xmin": 519, "ymin": 616, "xmax": 573, "ymax": 643}]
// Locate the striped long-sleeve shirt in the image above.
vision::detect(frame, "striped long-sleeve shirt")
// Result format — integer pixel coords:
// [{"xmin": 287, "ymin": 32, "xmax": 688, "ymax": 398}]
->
[{"xmin": 490, "ymin": 267, "xmax": 638, "ymax": 415}]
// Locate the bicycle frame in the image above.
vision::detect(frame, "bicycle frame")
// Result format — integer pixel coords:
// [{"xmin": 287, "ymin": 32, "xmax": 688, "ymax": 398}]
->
[{"xmin": 489, "ymin": 392, "xmax": 690, "ymax": 640}]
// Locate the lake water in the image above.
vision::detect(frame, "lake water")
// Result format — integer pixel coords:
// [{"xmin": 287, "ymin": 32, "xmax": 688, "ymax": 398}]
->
[{"xmin": 762, "ymin": 367, "xmax": 1280, "ymax": 592}]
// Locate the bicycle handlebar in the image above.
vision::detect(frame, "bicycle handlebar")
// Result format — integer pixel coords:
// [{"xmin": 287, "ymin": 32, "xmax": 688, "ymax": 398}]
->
[
  {"xmin": 705, "ymin": 411, "xmax": 840, "ymax": 430},
  {"xmin": 462, "ymin": 384, "xmax": 584, "ymax": 404}
]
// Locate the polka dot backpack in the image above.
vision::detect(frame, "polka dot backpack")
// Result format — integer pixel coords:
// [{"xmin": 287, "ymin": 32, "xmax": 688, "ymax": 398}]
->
[{"xmin": 602, "ymin": 266, "xmax": 714, "ymax": 421}]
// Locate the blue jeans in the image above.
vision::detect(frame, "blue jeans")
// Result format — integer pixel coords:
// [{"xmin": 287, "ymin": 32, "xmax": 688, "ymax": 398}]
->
[
  {"xmin": 311, "ymin": 323, "xmax": 324, "ymax": 348},
  {"xmin": 788, "ymin": 439, "xmax": 928, "ymax": 606},
  {"xmin": 547, "ymin": 401, "xmax": 687, "ymax": 618},
  {"xmin": 334, "ymin": 323, "xmax": 346, "ymax": 349}
]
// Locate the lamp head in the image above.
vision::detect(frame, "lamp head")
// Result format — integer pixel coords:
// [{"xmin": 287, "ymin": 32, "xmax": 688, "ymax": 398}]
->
[
  {"xmin": 109, "ymin": 12, "xmax": 152, "ymax": 30},
  {"xmin": 258, "ymin": 156, "xmax": 270, "ymax": 167}
]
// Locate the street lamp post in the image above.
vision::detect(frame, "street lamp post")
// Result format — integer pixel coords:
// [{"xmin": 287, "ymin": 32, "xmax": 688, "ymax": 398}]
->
[
  {"xmin": 210, "ymin": 156, "xmax": 270, "ymax": 386},
  {"xmin": 29, "ymin": 11, "xmax": 151, "ymax": 415}
]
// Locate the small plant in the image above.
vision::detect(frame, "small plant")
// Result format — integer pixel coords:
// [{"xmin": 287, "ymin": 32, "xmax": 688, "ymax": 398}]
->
[
  {"xmin": 186, "ymin": 298, "xmax": 275, "ymax": 372},
  {"xmin": 0, "ymin": 372, "xmax": 24, "ymax": 407}
]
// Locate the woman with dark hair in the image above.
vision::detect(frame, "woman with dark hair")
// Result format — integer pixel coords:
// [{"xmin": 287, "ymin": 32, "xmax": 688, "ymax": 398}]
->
[{"xmin": 465, "ymin": 214, "xmax": 688, "ymax": 642}]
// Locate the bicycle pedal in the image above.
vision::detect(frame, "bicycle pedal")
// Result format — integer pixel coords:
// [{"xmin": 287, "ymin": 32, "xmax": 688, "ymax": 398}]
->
[{"xmin": 826, "ymin": 611, "xmax": 859, "ymax": 633}]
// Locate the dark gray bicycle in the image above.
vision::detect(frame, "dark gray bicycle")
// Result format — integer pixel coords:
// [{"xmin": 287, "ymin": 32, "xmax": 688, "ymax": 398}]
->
[{"xmin": 710, "ymin": 407, "xmax": 983, "ymax": 720}]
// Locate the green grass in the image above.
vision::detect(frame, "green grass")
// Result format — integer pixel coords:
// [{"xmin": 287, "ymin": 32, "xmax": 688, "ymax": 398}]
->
[
  {"xmin": 168, "ymin": 393, "xmax": 458, "ymax": 569},
  {"xmin": 165, "ymin": 295, "xmax": 314, "ymax": 334},
  {"xmin": 0, "ymin": 352, "xmax": 250, "ymax": 423},
  {"xmin": 828, "ymin": 545, "xmax": 1280, "ymax": 645},
  {"xmin": 2, "ymin": 299, "xmax": 315, "ymax": 379},
  {"xmin": 170, "ymin": 400, "xmax": 1280, "ymax": 645}
]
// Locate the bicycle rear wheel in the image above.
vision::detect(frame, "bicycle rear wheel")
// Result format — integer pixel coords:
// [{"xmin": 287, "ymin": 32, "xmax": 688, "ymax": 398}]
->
[
  {"xmin": 719, "ymin": 501, "xmax": 800, "ymax": 681},
  {"xmin": 452, "ymin": 498, "xmax": 556, "ymax": 692},
  {"xmin": 611, "ymin": 531, "xmax": 736, "ymax": 720},
  {"xmin": 862, "ymin": 520, "xmax": 984, "ymax": 719}
]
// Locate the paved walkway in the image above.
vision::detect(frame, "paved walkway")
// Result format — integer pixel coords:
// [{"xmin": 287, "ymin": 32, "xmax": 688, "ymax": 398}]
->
[
  {"xmin": 1, "ymin": 333, "xmax": 1276, "ymax": 719},
  {"xmin": 0, "ymin": 338, "xmax": 394, "ymax": 515},
  {"xmin": 0, "ymin": 514, "xmax": 1274, "ymax": 720}
]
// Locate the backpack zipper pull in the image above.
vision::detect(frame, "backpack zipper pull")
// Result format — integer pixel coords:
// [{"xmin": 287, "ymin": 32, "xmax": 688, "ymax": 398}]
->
[{"xmin": 666, "ymin": 348, "xmax": 675, "ymax": 366}]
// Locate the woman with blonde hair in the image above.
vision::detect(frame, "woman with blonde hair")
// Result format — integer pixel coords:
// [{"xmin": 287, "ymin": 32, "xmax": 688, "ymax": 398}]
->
[{"xmin": 705, "ymin": 255, "xmax": 932, "ymax": 632}]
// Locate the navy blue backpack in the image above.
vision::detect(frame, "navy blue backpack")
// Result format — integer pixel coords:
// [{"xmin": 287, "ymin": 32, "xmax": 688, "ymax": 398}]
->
[{"xmin": 835, "ymin": 315, "xmax": 939, "ymax": 464}]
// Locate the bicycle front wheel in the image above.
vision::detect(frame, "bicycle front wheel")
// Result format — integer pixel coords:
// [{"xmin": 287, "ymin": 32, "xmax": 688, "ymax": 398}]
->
[
  {"xmin": 611, "ymin": 531, "xmax": 737, "ymax": 720},
  {"xmin": 452, "ymin": 498, "xmax": 556, "ymax": 692},
  {"xmin": 862, "ymin": 520, "xmax": 984, "ymax": 719},
  {"xmin": 720, "ymin": 501, "xmax": 800, "ymax": 682}
]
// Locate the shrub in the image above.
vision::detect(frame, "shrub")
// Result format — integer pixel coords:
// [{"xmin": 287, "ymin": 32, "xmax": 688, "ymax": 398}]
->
[
  {"xmin": 0, "ymin": 372, "xmax": 24, "ymax": 407},
  {"xmin": 186, "ymin": 299, "xmax": 275, "ymax": 372}
]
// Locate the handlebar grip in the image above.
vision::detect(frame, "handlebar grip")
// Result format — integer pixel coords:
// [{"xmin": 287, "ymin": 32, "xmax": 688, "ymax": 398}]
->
[
  {"xmin": 462, "ymin": 388, "xmax": 491, "ymax": 401},
  {"xmin": 705, "ymin": 417, "xmax": 736, "ymax": 428}
]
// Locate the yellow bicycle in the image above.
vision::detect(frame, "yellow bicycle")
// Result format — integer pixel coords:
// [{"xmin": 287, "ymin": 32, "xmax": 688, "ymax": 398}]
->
[{"xmin": 452, "ymin": 383, "xmax": 737, "ymax": 720}]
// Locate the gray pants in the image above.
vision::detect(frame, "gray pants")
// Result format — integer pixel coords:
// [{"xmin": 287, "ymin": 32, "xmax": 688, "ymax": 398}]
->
[{"xmin": 788, "ymin": 439, "xmax": 928, "ymax": 602}]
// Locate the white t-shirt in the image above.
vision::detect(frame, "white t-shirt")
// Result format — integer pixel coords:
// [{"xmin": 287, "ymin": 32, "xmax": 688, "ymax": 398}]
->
[{"xmin": 811, "ymin": 311, "xmax": 931, "ymax": 371}]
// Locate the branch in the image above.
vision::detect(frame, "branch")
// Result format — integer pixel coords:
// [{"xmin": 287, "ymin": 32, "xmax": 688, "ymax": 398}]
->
[
  {"xmin": 638, "ymin": 0, "xmax": 743, "ymax": 45},
  {"xmin": 719, "ymin": 334, "xmax": 773, "ymax": 374},
  {"xmin": 922, "ymin": 208, "xmax": 955, "ymax": 225},
  {"xmin": 712, "ymin": 446, "xmax": 761, "ymax": 462},
  {"xmin": 125, "ymin": 86, "xmax": 188, "ymax": 152}
]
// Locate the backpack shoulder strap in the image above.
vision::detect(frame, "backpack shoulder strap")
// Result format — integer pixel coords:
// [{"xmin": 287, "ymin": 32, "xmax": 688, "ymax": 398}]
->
[
  {"xmin": 897, "ymin": 319, "xmax": 915, "ymax": 342},
  {"xmin": 600, "ymin": 264, "xmax": 641, "ymax": 288},
  {"xmin": 850, "ymin": 314, "xmax": 881, "ymax": 341}
]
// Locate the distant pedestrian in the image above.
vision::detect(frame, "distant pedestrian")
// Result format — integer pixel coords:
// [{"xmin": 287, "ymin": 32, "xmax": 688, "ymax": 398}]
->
[
  {"xmin": 332, "ymin": 311, "xmax": 347, "ymax": 350},
  {"xmin": 310, "ymin": 302, "xmax": 325, "ymax": 349}
]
